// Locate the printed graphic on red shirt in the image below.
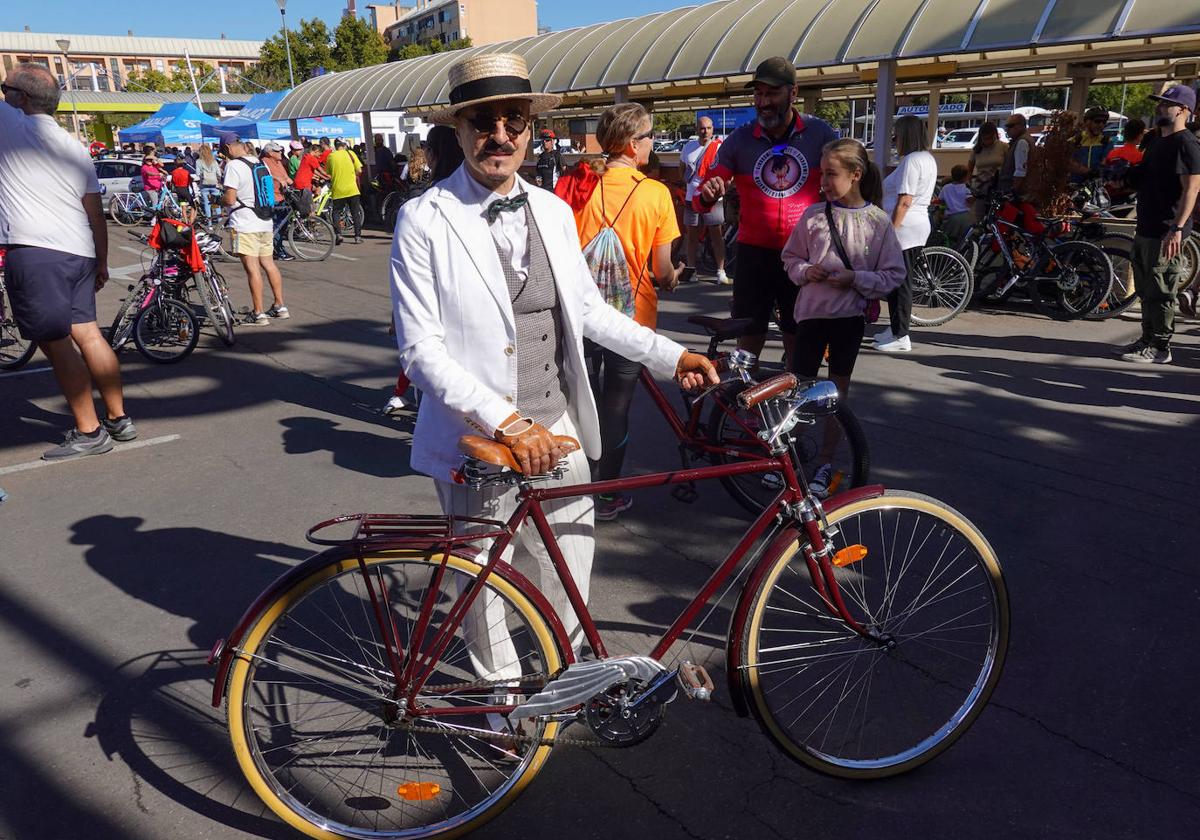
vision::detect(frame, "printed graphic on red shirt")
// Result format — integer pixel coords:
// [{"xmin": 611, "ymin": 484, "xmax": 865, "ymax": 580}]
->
[{"xmin": 754, "ymin": 145, "xmax": 809, "ymax": 199}]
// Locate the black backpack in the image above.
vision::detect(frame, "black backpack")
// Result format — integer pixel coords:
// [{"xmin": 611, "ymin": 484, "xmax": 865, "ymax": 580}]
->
[{"xmin": 233, "ymin": 157, "xmax": 276, "ymax": 220}]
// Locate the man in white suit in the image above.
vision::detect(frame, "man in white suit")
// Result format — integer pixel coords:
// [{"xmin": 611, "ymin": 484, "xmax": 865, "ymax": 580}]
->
[{"xmin": 390, "ymin": 54, "xmax": 717, "ymax": 694}]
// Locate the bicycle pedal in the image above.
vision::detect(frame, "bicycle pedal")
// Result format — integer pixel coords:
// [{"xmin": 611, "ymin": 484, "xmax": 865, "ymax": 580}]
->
[
  {"xmin": 677, "ymin": 661, "xmax": 714, "ymax": 701},
  {"xmin": 670, "ymin": 484, "xmax": 699, "ymax": 504}
]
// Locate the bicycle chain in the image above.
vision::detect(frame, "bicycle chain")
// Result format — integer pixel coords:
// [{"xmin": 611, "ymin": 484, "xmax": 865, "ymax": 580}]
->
[{"xmin": 392, "ymin": 673, "xmax": 622, "ymax": 749}]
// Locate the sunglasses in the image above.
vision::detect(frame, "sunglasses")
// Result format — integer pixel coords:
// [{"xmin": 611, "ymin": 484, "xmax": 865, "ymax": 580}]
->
[
  {"xmin": 1, "ymin": 83, "xmax": 27, "ymax": 96},
  {"xmin": 634, "ymin": 130, "xmax": 654, "ymax": 141},
  {"xmin": 464, "ymin": 110, "xmax": 529, "ymax": 138}
]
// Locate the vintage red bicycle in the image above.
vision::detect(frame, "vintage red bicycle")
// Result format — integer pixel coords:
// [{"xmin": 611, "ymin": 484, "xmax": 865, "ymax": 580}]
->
[{"xmin": 209, "ymin": 374, "xmax": 1009, "ymax": 839}]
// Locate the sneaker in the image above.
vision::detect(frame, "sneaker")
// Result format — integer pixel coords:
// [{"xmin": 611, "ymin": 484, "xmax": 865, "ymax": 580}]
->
[
  {"xmin": 1179, "ymin": 289, "xmax": 1197, "ymax": 318},
  {"xmin": 715, "ymin": 269, "xmax": 732, "ymax": 285},
  {"xmin": 1121, "ymin": 345, "xmax": 1172, "ymax": 364},
  {"xmin": 42, "ymin": 427, "xmax": 113, "ymax": 461},
  {"xmin": 353, "ymin": 236, "xmax": 363, "ymax": 245},
  {"xmin": 1110, "ymin": 338, "xmax": 1148, "ymax": 356},
  {"xmin": 874, "ymin": 335, "xmax": 912, "ymax": 353},
  {"xmin": 274, "ymin": 252, "xmax": 296, "ymax": 262},
  {"xmin": 244, "ymin": 312, "xmax": 270, "ymax": 326},
  {"xmin": 383, "ymin": 394, "xmax": 407, "ymax": 415},
  {"xmin": 335, "ymin": 237, "xmax": 344, "ymax": 246},
  {"xmin": 266, "ymin": 305, "xmax": 290, "ymax": 319},
  {"xmin": 102, "ymin": 415, "xmax": 138, "ymax": 442},
  {"xmin": 872, "ymin": 327, "xmax": 894, "ymax": 345},
  {"xmin": 808, "ymin": 463, "xmax": 834, "ymax": 498},
  {"xmin": 594, "ymin": 493, "xmax": 633, "ymax": 521}
]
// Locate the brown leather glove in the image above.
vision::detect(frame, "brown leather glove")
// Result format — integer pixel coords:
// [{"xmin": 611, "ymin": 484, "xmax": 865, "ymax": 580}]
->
[
  {"xmin": 495, "ymin": 417, "xmax": 568, "ymax": 475},
  {"xmin": 675, "ymin": 351, "xmax": 720, "ymax": 391}
]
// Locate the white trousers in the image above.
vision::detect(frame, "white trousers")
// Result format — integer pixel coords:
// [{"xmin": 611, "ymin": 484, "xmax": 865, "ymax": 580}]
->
[{"xmin": 435, "ymin": 412, "xmax": 594, "ymax": 683}]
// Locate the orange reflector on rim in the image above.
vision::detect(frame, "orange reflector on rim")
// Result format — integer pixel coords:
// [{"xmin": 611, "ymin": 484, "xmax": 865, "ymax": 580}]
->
[
  {"xmin": 832, "ymin": 544, "xmax": 868, "ymax": 567},
  {"xmin": 398, "ymin": 782, "xmax": 441, "ymax": 801}
]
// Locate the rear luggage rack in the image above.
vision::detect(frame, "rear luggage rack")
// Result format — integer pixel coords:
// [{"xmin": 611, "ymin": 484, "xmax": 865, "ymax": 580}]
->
[{"xmin": 306, "ymin": 513, "xmax": 509, "ymax": 548}]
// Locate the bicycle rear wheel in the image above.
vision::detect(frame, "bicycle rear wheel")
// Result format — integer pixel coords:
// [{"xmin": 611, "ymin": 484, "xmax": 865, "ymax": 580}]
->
[
  {"xmin": 109, "ymin": 193, "xmax": 140, "ymax": 227},
  {"xmin": 909, "ymin": 246, "xmax": 973, "ymax": 327},
  {"xmin": 107, "ymin": 285, "xmax": 146, "ymax": 351},
  {"xmin": 1084, "ymin": 233, "xmax": 1137, "ymax": 321},
  {"xmin": 202, "ymin": 269, "xmax": 236, "ymax": 346},
  {"xmin": 288, "ymin": 215, "xmax": 336, "ymax": 261},
  {"xmin": 708, "ymin": 385, "xmax": 869, "ymax": 516},
  {"xmin": 0, "ymin": 282, "xmax": 37, "ymax": 370},
  {"xmin": 225, "ymin": 551, "xmax": 562, "ymax": 840},
  {"xmin": 740, "ymin": 490, "xmax": 1008, "ymax": 778},
  {"xmin": 133, "ymin": 297, "xmax": 199, "ymax": 364}
]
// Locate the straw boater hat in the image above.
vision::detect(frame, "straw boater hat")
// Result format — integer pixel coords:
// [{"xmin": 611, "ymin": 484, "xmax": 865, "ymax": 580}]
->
[{"xmin": 426, "ymin": 53, "xmax": 561, "ymax": 126}]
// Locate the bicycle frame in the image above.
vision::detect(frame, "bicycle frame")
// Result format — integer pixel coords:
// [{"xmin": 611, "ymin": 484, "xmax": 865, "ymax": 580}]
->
[
  {"xmin": 210, "ymin": 444, "xmax": 886, "ymax": 716},
  {"xmin": 639, "ymin": 369, "xmax": 775, "ymax": 466}
]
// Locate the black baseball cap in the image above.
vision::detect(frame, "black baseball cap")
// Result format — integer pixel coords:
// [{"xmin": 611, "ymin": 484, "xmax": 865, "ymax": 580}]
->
[
  {"xmin": 1083, "ymin": 106, "xmax": 1108, "ymax": 122},
  {"xmin": 745, "ymin": 57, "xmax": 796, "ymax": 89}
]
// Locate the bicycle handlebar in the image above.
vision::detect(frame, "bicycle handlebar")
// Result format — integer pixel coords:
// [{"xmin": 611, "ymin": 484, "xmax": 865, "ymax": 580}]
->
[{"xmin": 737, "ymin": 373, "xmax": 797, "ymax": 409}]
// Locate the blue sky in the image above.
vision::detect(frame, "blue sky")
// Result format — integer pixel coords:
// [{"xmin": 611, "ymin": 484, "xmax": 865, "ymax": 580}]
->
[{"xmin": 1, "ymin": 1, "xmax": 696, "ymax": 41}]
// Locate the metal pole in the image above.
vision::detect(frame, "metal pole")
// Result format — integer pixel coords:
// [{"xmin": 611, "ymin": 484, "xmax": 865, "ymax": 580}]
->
[
  {"xmin": 63, "ymin": 52, "xmax": 81, "ymax": 142},
  {"xmin": 281, "ymin": 9, "xmax": 296, "ymax": 88},
  {"xmin": 184, "ymin": 49, "xmax": 204, "ymax": 110}
]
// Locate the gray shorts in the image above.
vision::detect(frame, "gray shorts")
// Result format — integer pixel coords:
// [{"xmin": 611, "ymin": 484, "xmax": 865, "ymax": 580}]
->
[
  {"xmin": 684, "ymin": 201, "xmax": 725, "ymax": 227},
  {"xmin": 4, "ymin": 245, "xmax": 98, "ymax": 342}
]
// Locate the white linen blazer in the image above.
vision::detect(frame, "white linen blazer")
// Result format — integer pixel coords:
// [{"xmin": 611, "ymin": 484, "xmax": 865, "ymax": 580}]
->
[{"xmin": 390, "ymin": 165, "xmax": 686, "ymax": 482}]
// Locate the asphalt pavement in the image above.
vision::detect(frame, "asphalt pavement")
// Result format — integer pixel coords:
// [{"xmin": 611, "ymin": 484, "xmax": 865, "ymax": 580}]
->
[{"xmin": 1, "ymin": 224, "xmax": 1198, "ymax": 840}]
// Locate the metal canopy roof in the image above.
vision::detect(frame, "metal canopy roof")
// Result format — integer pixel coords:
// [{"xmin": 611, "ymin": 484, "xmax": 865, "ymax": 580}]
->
[{"xmin": 273, "ymin": 0, "xmax": 1200, "ymax": 119}]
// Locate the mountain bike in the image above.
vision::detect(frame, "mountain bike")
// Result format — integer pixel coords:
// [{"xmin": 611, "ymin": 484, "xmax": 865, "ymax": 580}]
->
[
  {"xmin": 0, "ymin": 248, "xmax": 39, "ymax": 370},
  {"xmin": 958, "ymin": 192, "xmax": 1112, "ymax": 320},
  {"xmin": 649, "ymin": 314, "xmax": 868, "ymax": 515},
  {"xmin": 210, "ymin": 374, "xmax": 1009, "ymax": 840}
]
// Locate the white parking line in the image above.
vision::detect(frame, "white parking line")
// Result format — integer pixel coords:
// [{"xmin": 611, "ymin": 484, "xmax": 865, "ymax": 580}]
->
[
  {"xmin": 0, "ymin": 365, "xmax": 53, "ymax": 379},
  {"xmin": 330, "ymin": 252, "xmax": 359, "ymax": 262},
  {"xmin": 0, "ymin": 434, "xmax": 182, "ymax": 476}
]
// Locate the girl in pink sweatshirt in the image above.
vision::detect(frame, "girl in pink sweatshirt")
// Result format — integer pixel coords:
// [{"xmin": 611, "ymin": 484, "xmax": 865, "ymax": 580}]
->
[{"xmin": 781, "ymin": 139, "xmax": 905, "ymax": 493}]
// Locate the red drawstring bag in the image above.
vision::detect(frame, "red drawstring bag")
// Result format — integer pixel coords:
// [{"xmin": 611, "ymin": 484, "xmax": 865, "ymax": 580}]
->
[{"xmin": 554, "ymin": 163, "xmax": 600, "ymax": 212}]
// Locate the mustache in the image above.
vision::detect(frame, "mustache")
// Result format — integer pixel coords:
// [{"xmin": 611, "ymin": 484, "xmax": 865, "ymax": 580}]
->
[{"xmin": 478, "ymin": 139, "xmax": 518, "ymax": 158}]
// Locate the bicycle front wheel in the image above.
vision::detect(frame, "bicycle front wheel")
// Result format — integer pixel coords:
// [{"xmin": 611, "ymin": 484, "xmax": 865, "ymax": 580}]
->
[
  {"xmin": 909, "ymin": 246, "xmax": 973, "ymax": 327},
  {"xmin": 709, "ymin": 387, "xmax": 869, "ymax": 516},
  {"xmin": 288, "ymin": 215, "xmax": 336, "ymax": 261},
  {"xmin": 225, "ymin": 551, "xmax": 563, "ymax": 840},
  {"xmin": 109, "ymin": 193, "xmax": 140, "ymax": 227},
  {"xmin": 1084, "ymin": 233, "xmax": 1137, "ymax": 321},
  {"xmin": 740, "ymin": 490, "xmax": 1009, "ymax": 778},
  {"xmin": 133, "ymin": 297, "xmax": 199, "ymax": 364},
  {"xmin": 1032, "ymin": 240, "xmax": 1112, "ymax": 320},
  {"xmin": 204, "ymin": 270, "xmax": 236, "ymax": 346}
]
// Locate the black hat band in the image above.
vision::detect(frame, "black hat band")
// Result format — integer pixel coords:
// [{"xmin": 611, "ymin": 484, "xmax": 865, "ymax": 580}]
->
[{"xmin": 450, "ymin": 75, "xmax": 533, "ymax": 106}]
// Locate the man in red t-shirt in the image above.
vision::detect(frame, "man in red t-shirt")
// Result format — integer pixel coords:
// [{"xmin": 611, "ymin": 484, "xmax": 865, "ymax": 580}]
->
[
  {"xmin": 290, "ymin": 142, "xmax": 329, "ymax": 217},
  {"xmin": 169, "ymin": 162, "xmax": 193, "ymax": 207},
  {"xmin": 698, "ymin": 57, "xmax": 837, "ymax": 367}
]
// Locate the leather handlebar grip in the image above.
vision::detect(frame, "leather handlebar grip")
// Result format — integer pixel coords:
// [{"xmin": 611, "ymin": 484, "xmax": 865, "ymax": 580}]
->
[{"xmin": 736, "ymin": 373, "xmax": 798, "ymax": 410}]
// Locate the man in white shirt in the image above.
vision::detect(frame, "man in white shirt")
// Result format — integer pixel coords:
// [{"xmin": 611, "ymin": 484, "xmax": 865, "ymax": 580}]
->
[
  {"xmin": 391, "ymin": 53, "xmax": 717, "ymax": 708},
  {"xmin": 218, "ymin": 131, "xmax": 285, "ymax": 325},
  {"xmin": 0, "ymin": 63, "xmax": 136, "ymax": 460},
  {"xmin": 679, "ymin": 117, "xmax": 729, "ymax": 283}
]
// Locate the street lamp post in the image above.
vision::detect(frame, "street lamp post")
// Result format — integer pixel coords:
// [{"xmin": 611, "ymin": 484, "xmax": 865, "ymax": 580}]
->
[
  {"xmin": 276, "ymin": 0, "xmax": 296, "ymax": 88},
  {"xmin": 55, "ymin": 37, "xmax": 82, "ymax": 142}
]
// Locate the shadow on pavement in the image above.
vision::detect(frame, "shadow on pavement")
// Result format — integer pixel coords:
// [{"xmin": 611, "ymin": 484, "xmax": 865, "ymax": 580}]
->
[{"xmin": 280, "ymin": 415, "xmax": 416, "ymax": 479}]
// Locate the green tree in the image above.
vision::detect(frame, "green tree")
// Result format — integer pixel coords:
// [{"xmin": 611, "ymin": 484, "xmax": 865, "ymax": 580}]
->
[
  {"xmin": 1021, "ymin": 86, "xmax": 1068, "ymax": 110},
  {"xmin": 653, "ymin": 110, "xmax": 694, "ymax": 138},
  {"xmin": 333, "ymin": 15, "xmax": 389, "ymax": 70},
  {"xmin": 1088, "ymin": 82, "xmax": 1153, "ymax": 120},
  {"xmin": 124, "ymin": 62, "xmax": 222, "ymax": 94},
  {"xmin": 388, "ymin": 36, "xmax": 472, "ymax": 63},
  {"xmin": 246, "ymin": 18, "xmax": 336, "ymax": 89},
  {"xmin": 814, "ymin": 101, "xmax": 848, "ymax": 127}
]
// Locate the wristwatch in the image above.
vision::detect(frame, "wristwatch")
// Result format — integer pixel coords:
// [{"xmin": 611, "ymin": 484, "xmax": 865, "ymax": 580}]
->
[{"xmin": 1170, "ymin": 225, "xmax": 1184, "ymax": 233}]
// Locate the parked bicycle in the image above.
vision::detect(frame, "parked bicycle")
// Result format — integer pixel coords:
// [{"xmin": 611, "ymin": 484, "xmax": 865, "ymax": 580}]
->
[
  {"xmin": 209, "ymin": 191, "xmax": 337, "ymax": 262},
  {"xmin": 109, "ymin": 188, "xmax": 184, "ymax": 227},
  {"xmin": 210, "ymin": 374, "xmax": 1009, "ymax": 839},
  {"xmin": 0, "ymin": 247, "xmax": 38, "ymax": 371},
  {"xmin": 958, "ymin": 190, "xmax": 1112, "ymax": 320}
]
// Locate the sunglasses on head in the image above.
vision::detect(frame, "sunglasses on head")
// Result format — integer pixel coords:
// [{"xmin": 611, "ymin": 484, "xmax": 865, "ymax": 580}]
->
[{"xmin": 464, "ymin": 110, "xmax": 529, "ymax": 138}]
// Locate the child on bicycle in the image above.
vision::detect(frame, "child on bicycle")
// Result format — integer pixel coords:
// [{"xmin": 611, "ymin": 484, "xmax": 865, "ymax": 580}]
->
[{"xmin": 781, "ymin": 138, "xmax": 905, "ymax": 495}]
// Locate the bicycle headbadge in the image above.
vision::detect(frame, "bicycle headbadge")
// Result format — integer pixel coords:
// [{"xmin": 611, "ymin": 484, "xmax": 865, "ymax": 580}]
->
[{"xmin": 795, "ymin": 380, "xmax": 839, "ymax": 417}]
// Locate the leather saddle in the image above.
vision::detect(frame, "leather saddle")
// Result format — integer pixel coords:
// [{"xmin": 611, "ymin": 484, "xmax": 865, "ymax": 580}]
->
[{"xmin": 687, "ymin": 315, "xmax": 757, "ymax": 342}]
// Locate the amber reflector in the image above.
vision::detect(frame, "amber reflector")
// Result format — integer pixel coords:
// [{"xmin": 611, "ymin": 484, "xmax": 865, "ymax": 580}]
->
[
  {"xmin": 832, "ymin": 544, "xmax": 868, "ymax": 567},
  {"xmin": 398, "ymin": 782, "xmax": 441, "ymax": 801}
]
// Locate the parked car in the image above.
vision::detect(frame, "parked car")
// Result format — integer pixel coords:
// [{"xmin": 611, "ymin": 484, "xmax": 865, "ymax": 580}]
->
[
  {"xmin": 938, "ymin": 126, "xmax": 1009, "ymax": 150},
  {"xmin": 93, "ymin": 159, "xmax": 143, "ymax": 209}
]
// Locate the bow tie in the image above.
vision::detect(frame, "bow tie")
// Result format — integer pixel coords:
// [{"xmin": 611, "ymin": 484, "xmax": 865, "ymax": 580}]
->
[{"xmin": 485, "ymin": 192, "xmax": 529, "ymax": 224}]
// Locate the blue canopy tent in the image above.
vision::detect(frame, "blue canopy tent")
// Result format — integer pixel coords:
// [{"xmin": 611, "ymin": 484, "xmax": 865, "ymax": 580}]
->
[
  {"xmin": 118, "ymin": 103, "xmax": 221, "ymax": 145},
  {"xmin": 202, "ymin": 90, "xmax": 361, "ymax": 141}
]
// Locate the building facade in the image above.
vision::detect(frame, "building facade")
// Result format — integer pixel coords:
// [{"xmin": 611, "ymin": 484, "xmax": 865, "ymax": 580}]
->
[
  {"xmin": 370, "ymin": 0, "xmax": 538, "ymax": 49},
  {"xmin": 0, "ymin": 30, "xmax": 262, "ymax": 94}
]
